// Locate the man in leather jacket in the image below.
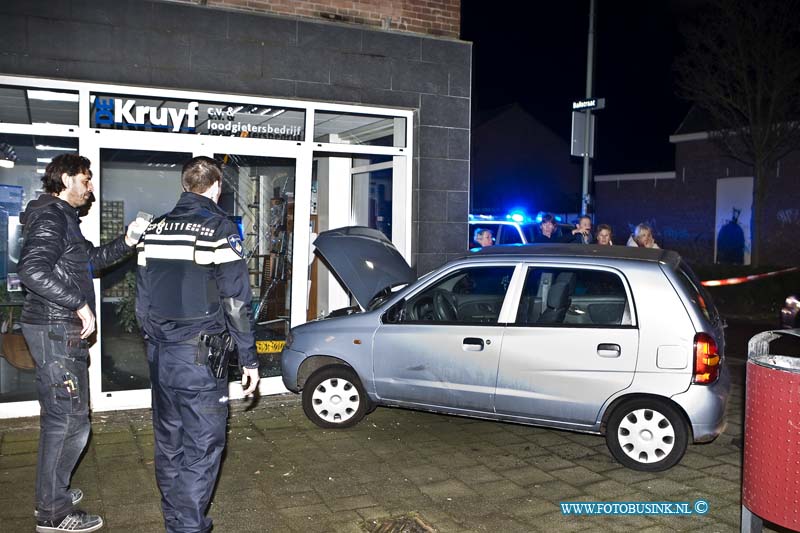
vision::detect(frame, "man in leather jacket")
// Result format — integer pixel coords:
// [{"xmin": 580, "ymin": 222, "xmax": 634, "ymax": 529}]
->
[
  {"xmin": 135, "ymin": 156, "xmax": 259, "ymax": 533},
  {"xmin": 17, "ymin": 154, "xmax": 148, "ymax": 533}
]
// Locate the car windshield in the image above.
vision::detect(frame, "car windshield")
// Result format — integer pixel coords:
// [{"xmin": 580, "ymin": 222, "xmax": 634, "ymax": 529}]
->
[{"xmin": 367, "ymin": 283, "xmax": 410, "ymax": 311}]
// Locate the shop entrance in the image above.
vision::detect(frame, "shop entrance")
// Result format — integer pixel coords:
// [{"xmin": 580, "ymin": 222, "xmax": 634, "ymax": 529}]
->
[
  {"xmin": 0, "ymin": 75, "xmax": 412, "ymax": 418},
  {"xmin": 82, "ymin": 133, "xmax": 303, "ymax": 412}
]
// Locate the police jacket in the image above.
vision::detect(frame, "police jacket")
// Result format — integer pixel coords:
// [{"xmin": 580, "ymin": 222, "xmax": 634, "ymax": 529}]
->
[
  {"xmin": 135, "ymin": 192, "xmax": 258, "ymax": 368},
  {"xmin": 18, "ymin": 194, "xmax": 133, "ymax": 326}
]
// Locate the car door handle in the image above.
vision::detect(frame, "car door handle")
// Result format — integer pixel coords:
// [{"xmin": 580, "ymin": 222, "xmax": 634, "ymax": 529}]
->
[
  {"xmin": 463, "ymin": 337, "xmax": 484, "ymax": 351},
  {"xmin": 597, "ymin": 343, "xmax": 621, "ymax": 357}
]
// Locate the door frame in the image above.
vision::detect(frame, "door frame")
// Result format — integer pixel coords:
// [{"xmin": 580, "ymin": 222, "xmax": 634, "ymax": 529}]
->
[{"xmin": 83, "ymin": 131, "xmax": 306, "ymax": 412}]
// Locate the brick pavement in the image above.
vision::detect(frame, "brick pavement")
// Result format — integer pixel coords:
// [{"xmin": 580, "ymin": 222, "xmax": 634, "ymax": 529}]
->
[{"xmin": 0, "ymin": 357, "xmax": 783, "ymax": 532}]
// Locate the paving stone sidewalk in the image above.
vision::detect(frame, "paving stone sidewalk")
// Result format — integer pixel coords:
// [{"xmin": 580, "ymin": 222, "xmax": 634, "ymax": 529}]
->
[{"xmin": 0, "ymin": 358, "xmax": 781, "ymax": 532}]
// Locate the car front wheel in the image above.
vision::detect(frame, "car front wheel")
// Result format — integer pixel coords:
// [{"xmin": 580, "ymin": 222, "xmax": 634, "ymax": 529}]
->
[
  {"xmin": 302, "ymin": 366, "xmax": 368, "ymax": 429},
  {"xmin": 605, "ymin": 398, "xmax": 688, "ymax": 471}
]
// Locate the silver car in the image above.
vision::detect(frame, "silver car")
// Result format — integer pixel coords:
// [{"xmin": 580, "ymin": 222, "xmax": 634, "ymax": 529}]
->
[{"xmin": 282, "ymin": 227, "xmax": 730, "ymax": 471}]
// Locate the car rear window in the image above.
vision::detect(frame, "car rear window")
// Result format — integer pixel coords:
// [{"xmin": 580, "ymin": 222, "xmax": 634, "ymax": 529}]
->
[{"xmin": 674, "ymin": 261, "xmax": 718, "ymax": 323}]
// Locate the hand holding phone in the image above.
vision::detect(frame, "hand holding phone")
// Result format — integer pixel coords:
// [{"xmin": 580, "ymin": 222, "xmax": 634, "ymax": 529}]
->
[{"xmin": 126, "ymin": 211, "xmax": 154, "ymax": 244}]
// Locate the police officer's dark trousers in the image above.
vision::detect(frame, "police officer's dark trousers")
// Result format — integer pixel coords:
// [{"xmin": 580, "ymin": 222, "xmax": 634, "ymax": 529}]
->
[{"xmin": 147, "ymin": 339, "xmax": 228, "ymax": 533}]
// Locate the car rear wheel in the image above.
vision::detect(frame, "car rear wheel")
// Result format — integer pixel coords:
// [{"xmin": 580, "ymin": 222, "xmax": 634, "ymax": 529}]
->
[
  {"xmin": 302, "ymin": 366, "xmax": 368, "ymax": 429},
  {"xmin": 605, "ymin": 398, "xmax": 688, "ymax": 471}
]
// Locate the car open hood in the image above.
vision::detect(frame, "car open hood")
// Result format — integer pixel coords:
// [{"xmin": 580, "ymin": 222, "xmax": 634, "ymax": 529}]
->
[{"xmin": 313, "ymin": 226, "xmax": 415, "ymax": 309}]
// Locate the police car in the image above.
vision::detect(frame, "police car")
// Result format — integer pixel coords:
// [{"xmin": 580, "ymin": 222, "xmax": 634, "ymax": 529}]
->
[
  {"xmin": 469, "ymin": 213, "xmax": 574, "ymax": 247},
  {"xmin": 469, "ymin": 213, "xmax": 534, "ymax": 247}
]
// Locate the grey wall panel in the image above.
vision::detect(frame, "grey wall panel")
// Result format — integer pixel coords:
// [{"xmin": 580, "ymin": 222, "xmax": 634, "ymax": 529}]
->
[
  {"xmin": 27, "ymin": 18, "xmax": 112, "ymax": 63},
  {"xmin": 362, "ymin": 31, "xmax": 421, "ymax": 60},
  {"xmin": 418, "ymin": 190, "xmax": 448, "ymax": 222},
  {"xmin": 190, "ymin": 37, "xmax": 263, "ymax": 76},
  {"xmin": 69, "ymin": 61, "xmax": 153, "ymax": 87},
  {"xmin": 298, "ymin": 20, "xmax": 362, "ymax": 53},
  {"xmin": 263, "ymin": 46, "xmax": 330, "ymax": 84},
  {"xmin": 295, "ymin": 81, "xmax": 361, "ymax": 103},
  {"xmin": 330, "ymin": 53, "xmax": 392, "ymax": 89},
  {"xmin": 227, "ymin": 11, "xmax": 297, "ymax": 44},
  {"xmin": 421, "ymin": 38, "xmax": 471, "ymax": 65},
  {"xmin": 419, "ymin": 127, "xmax": 449, "ymax": 158},
  {"xmin": 418, "ymin": 222, "xmax": 466, "ymax": 254},
  {"xmin": 0, "ymin": 0, "xmax": 70, "ymax": 19},
  {"xmin": 70, "ymin": 0, "xmax": 154, "ymax": 28},
  {"xmin": 448, "ymin": 63, "xmax": 471, "ymax": 98},
  {"xmin": 419, "ymin": 158, "xmax": 469, "ymax": 191},
  {"xmin": 360, "ymin": 88, "xmax": 420, "ymax": 110},
  {"xmin": 0, "ymin": 15, "xmax": 27, "ymax": 54},
  {"xmin": 446, "ymin": 191, "xmax": 468, "ymax": 223},
  {"xmin": 420, "ymin": 94, "xmax": 470, "ymax": 128},
  {"xmin": 151, "ymin": 2, "xmax": 223, "ymax": 36},
  {"xmin": 447, "ymin": 129, "xmax": 469, "ymax": 160},
  {"xmin": 390, "ymin": 60, "xmax": 448, "ymax": 95}
]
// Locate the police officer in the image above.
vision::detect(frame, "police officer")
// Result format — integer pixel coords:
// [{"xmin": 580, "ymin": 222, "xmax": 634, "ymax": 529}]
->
[{"xmin": 135, "ymin": 156, "xmax": 260, "ymax": 533}]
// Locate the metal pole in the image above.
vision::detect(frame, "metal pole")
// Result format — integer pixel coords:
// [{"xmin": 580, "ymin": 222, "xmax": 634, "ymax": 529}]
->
[{"xmin": 581, "ymin": 0, "xmax": 596, "ymax": 216}]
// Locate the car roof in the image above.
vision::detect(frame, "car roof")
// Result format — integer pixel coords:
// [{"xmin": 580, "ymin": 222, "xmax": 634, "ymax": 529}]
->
[{"xmin": 462, "ymin": 243, "xmax": 681, "ymax": 267}]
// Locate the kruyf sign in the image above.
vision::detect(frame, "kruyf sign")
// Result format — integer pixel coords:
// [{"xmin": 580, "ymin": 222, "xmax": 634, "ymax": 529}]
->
[
  {"xmin": 94, "ymin": 98, "xmax": 198, "ymax": 132},
  {"xmin": 91, "ymin": 94, "xmax": 305, "ymax": 140}
]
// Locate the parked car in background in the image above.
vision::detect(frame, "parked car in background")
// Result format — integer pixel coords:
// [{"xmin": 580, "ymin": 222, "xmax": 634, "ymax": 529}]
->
[
  {"xmin": 282, "ymin": 227, "xmax": 729, "ymax": 471},
  {"xmin": 468, "ymin": 213, "xmax": 573, "ymax": 247},
  {"xmin": 781, "ymin": 294, "xmax": 800, "ymax": 328}
]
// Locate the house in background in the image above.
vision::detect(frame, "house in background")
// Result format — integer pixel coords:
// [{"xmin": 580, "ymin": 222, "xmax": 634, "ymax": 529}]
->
[{"xmin": 594, "ymin": 107, "xmax": 800, "ymax": 266}]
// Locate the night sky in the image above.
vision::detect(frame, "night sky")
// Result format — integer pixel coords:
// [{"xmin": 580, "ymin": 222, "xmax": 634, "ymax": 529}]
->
[{"xmin": 461, "ymin": 0, "xmax": 696, "ymax": 176}]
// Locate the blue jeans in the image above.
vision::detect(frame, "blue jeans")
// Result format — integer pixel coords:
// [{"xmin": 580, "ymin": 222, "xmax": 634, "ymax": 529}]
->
[
  {"xmin": 21, "ymin": 322, "xmax": 91, "ymax": 522},
  {"xmin": 147, "ymin": 339, "xmax": 228, "ymax": 533}
]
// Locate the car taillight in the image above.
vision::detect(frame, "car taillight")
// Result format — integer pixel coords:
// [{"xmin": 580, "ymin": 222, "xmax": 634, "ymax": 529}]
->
[{"xmin": 693, "ymin": 332, "xmax": 720, "ymax": 384}]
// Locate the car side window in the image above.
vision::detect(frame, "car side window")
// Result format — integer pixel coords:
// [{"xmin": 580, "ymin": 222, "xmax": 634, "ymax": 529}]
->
[
  {"xmin": 515, "ymin": 267, "xmax": 631, "ymax": 327},
  {"xmin": 469, "ymin": 223, "xmax": 501, "ymax": 248},
  {"xmin": 498, "ymin": 226, "xmax": 523, "ymax": 245},
  {"xmin": 396, "ymin": 266, "xmax": 514, "ymax": 324}
]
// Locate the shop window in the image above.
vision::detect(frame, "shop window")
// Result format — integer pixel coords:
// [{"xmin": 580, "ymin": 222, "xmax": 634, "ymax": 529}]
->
[
  {"xmin": 0, "ymin": 86, "xmax": 79, "ymax": 126},
  {"xmin": 308, "ymin": 152, "xmax": 396, "ymax": 320},
  {"xmin": 0, "ymin": 134, "xmax": 79, "ymax": 403},
  {"xmin": 352, "ymin": 154, "xmax": 393, "ymax": 240},
  {"xmin": 99, "ymin": 148, "xmax": 189, "ymax": 393},
  {"xmin": 314, "ymin": 111, "xmax": 406, "ymax": 147}
]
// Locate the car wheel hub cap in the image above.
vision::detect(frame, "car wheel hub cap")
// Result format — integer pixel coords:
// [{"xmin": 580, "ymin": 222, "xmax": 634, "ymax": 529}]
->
[
  {"xmin": 617, "ymin": 408, "xmax": 675, "ymax": 464},
  {"xmin": 311, "ymin": 378, "xmax": 360, "ymax": 424}
]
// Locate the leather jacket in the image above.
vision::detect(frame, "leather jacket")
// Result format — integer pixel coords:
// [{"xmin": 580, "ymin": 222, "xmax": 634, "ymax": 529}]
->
[{"xmin": 18, "ymin": 194, "xmax": 133, "ymax": 325}]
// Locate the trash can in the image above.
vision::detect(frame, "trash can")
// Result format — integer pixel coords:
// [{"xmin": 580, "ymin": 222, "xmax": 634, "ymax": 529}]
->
[{"xmin": 741, "ymin": 329, "xmax": 800, "ymax": 533}]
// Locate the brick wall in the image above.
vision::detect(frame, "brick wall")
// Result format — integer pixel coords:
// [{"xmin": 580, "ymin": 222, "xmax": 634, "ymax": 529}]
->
[
  {"xmin": 170, "ymin": 0, "xmax": 461, "ymax": 38},
  {"xmin": 595, "ymin": 139, "xmax": 800, "ymax": 266}
]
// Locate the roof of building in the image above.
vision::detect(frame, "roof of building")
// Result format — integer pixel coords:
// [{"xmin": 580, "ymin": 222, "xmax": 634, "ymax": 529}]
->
[{"xmin": 672, "ymin": 105, "xmax": 714, "ymax": 136}]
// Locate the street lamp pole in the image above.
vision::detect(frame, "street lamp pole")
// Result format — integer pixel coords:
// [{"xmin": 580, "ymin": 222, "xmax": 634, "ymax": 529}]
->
[{"xmin": 581, "ymin": 0, "xmax": 596, "ymax": 216}]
